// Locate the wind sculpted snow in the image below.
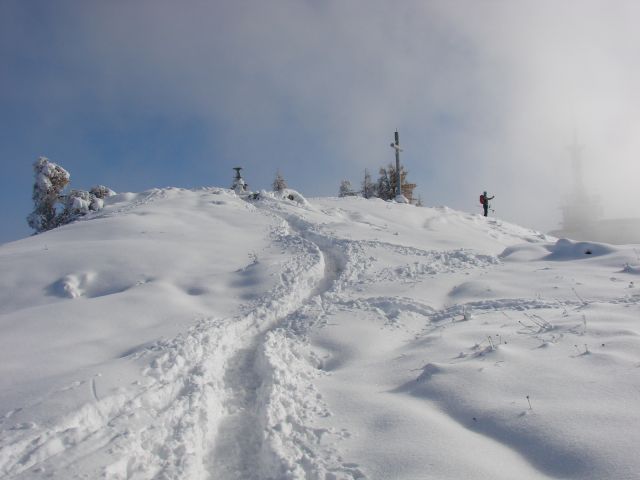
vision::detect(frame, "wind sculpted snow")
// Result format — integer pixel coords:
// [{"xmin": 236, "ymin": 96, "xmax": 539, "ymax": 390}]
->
[{"xmin": 1, "ymin": 188, "xmax": 640, "ymax": 479}]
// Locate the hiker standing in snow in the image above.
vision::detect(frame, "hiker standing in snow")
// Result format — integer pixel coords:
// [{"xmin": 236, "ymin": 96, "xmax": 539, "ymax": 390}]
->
[{"xmin": 480, "ymin": 191, "xmax": 494, "ymax": 217}]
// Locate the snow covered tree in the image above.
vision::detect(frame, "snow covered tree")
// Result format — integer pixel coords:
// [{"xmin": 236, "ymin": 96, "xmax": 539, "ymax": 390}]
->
[
  {"xmin": 376, "ymin": 163, "xmax": 416, "ymax": 202},
  {"xmin": 362, "ymin": 169, "xmax": 376, "ymax": 199},
  {"xmin": 339, "ymin": 179, "xmax": 355, "ymax": 197},
  {"xmin": 376, "ymin": 167, "xmax": 393, "ymax": 200},
  {"xmin": 27, "ymin": 157, "xmax": 70, "ymax": 233},
  {"xmin": 272, "ymin": 170, "xmax": 287, "ymax": 192},
  {"xmin": 27, "ymin": 157, "xmax": 115, "ymax": 233}
]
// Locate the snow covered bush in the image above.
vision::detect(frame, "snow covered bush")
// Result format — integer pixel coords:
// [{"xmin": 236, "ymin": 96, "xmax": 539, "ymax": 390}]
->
[
  {"xmin": 27, "ymin": 157, "xmax": 115, "ymax": 233},
  {"xmin": 90, "ymin": 185, "xmax": 116, "ymax": 199},
  {"xmin": 59, "ymin": 189, "xmax": 105, "ymax": 224},
  {"xmin": 27, "ymin": 157, "xmax": 70, "ymax": 233},
  {"xmin": 279, "ymin": 188, "xmax": 309, "ymax": 207},
  {"xmin": 248, "ymin": 188, "xmax": 310, "ymax": 207}
]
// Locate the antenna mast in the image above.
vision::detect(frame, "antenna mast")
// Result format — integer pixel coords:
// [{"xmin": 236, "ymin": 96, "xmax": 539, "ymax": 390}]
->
[{"xmin": 568, "ymin": 132, "xmax": 584, "ymax": 195}]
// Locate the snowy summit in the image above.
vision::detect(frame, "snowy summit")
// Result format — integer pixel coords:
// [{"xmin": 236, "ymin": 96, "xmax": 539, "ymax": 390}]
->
[{"xmin": 1, "ymin": 187, "xmax": 640, "ymax": 479}]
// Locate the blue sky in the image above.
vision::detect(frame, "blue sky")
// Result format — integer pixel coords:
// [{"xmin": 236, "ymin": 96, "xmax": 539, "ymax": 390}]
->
[{"xmin": 2, "ymin": 0, "xmax": 640, "ymax": 243}]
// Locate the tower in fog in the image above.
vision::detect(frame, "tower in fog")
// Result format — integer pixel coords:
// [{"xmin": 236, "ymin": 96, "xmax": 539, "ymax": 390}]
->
[
  {"xmin": 560, "ymin": 136, "xmax": 602, "ymax": 233},
  {"xmin": 552, "ymin": 136, "xmax": 640, "ymax": 244}
]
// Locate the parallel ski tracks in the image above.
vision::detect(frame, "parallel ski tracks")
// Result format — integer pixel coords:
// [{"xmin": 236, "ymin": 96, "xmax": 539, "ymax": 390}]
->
[
  {"xmin": 4, "ymin": 196, "xmax": 512, "ymax": 479},
  {"xmin": 206, "ymin": 207, "xmax": 352, "ymax": 479}
]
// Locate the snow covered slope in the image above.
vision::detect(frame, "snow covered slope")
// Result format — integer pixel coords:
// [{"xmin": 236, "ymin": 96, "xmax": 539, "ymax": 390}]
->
[{"xmin": 1, "ymin": 188, "xmax": 640, "ymax": 479}]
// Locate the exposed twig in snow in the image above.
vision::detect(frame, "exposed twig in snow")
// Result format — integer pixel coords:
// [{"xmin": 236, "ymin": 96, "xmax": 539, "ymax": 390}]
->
[
  {"xmin": 553, "ymin": 297, "xmax": 568, "ymax": 317},
  {"xmin": 572, "ymin": 287, "xmax": 588, "ymax": 306},
  {"xmin": 518, "ymin": 319, "xmax": 538, "ymax": 333},
  {"xmin": 522, "ymin": 312, "xmax": 552, "ymax": 332}
]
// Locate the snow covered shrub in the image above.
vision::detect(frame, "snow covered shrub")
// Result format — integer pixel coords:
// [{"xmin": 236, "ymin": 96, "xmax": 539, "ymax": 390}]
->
[
  {"xmin": 90, "ymin": 185, "xmax": 116, "ymax": 199},
  {"xmin": 60, "ymin": 189, "xmax": 101, "ymax": 224},
  {"xmin": 27, "ymin": 157, "xmax": 70, "ymax": 233},
  {"xmin": 279, "ymin": 188, "xmax": 309, "ymax": 207}
]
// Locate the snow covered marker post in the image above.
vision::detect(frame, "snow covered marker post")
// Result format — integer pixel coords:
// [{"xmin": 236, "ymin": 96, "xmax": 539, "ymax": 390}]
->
[
  {"xmin": 232, "ymin": 167, "xmax": 247, "ymax": 193},
  {"xmin": 390, "ymin": 130, "xmax": 402, "ymax": 198}
]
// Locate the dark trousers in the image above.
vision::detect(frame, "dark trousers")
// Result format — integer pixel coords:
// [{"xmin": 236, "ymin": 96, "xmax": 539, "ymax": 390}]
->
[{"xmin": 483, "ymin": 205, "xmax": 489, "ymax": 217}]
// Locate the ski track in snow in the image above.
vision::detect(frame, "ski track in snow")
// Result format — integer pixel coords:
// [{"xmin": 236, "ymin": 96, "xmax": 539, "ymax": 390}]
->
[
  {"xmin": 251, "ymin": 199, "xmax": 640, "ymax": 480},
  {"xmin": 3, "ymin": 190, "xmax": 639, "ymax": 479},
  {"xmin": 0, "ymin": 194, "xmax": 367, "ymax": 480}
]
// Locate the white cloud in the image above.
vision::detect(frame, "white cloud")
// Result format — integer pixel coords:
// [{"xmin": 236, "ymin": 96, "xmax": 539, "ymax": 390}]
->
[{"xmin": 4, "ymin": 0, "xmax": 640, "ymax": 232}]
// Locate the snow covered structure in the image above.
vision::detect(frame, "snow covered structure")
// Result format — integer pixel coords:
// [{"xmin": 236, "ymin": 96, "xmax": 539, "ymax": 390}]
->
[
  {"xmin": 231, "ymin": 167, "xmax": 248, "ymax": 193},
  {"xmin": 559, "ymin": 139, "xmax": 602, "ymax": 232},
  {"xmin": 552, "ymin": 140, "xmax": 640, "ymax": 244}
]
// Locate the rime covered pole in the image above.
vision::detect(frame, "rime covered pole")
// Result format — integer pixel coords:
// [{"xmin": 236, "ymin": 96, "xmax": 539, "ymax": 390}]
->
[
  {"xmin": 390, "ymin": 130, "xmax": 402, "ymax": 198},
  {"xmin": 231, "ymin": 167, "xmax": 247, "ymax": 193}
]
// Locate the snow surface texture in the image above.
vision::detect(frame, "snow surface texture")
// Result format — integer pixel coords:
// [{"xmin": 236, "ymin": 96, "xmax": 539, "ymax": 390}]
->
[{"xmin": 1, "ymin": 188, "xmax": 640, "ymax": 479}]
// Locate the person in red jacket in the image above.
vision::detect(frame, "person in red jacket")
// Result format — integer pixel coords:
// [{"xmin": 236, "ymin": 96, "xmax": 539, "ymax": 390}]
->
[{"xmin": 480, "ymin": 191, "xmax": 494, "ymax": 217}]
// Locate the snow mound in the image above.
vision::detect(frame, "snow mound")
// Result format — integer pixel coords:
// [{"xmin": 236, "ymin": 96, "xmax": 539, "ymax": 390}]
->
[
  {"xmin": 247, "ymin": 188, "xmax": 310, "ymax": 208},
  {"xmin": 545, "ymin": 238, "xmax": 616, "ymax": 260},
  {"xmin": 622, "ymin": 264, "xmax": 640, "ymax": 275},
  {"xmin": 500, "ymin": 243, "xmax": 551, "ymax": 261},
  {"xmin": 502, "ymin": 238, "xmax": 622, "ymax": 263},
  {"xmin": 416, "ymin": 362, "xmax": 444, "ymax": 382}
]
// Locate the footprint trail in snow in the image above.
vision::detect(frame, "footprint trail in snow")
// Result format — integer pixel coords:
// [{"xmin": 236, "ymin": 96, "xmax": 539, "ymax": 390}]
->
[{"xmin": 2, "ymin": 188, "xmax": 640, "ymax": 480}]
